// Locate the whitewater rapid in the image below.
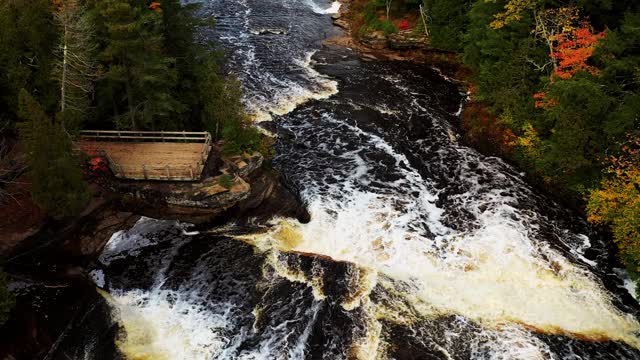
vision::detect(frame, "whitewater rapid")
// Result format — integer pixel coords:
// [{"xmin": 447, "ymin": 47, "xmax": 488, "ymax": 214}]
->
[{"xmin": 90, "ymin": 0, "xmax": 640, "ymax": 359}]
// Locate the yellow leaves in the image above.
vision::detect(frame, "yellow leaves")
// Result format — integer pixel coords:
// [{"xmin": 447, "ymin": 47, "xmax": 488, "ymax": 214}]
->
[
  {"xmin": 489, "ymin": 0, "xmax": 537, "ymax": 29},
  {"xmin": 516, "ymin": 122, "xmax": 542, "ymax": 159},
  {"xmin": 587, "ymin": 136, "xmax": 640, "ymax": 269}
]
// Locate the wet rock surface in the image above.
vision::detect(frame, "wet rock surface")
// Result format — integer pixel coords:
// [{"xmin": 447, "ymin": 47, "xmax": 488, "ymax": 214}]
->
[
  {"xmin": 105, "ymin": 151, "xmax": 301, "ymax": 224},
  {"xmin": 0, "ymin": 146, "xmax": 305, "ymax": 359}
]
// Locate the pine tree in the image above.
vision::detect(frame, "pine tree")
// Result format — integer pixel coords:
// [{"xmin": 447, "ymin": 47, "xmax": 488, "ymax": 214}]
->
[
  {"xmin": 421, "ymin": 0, "xmax": 472, "ymax": 51},
  {"xmin": 0, "ymin": 0, "xmax": 59, "ymax": 126},
  {"xmin": 53, "ymin": 0, "xmax": 98, "ymax": 132},
  {"xmin": 18, "ymin": 89, "xmax": 89, "ymax": 219},
  {"xmin": 98, "ymin": 0, "xmax": 182, "ymax": 130}
]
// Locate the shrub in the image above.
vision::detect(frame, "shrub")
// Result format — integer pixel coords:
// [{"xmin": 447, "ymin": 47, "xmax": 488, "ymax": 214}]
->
[
  {"xmin": 218, "ymin": 174, "xmax": 233, "ymax": 189},
  {"xmin": 222, "ymin": 121, "xmax": 262, "ymax": 155}
]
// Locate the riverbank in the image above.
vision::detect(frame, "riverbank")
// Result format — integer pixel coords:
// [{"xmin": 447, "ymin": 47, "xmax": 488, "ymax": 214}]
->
[
  {"xmin": 0, "ymin": 138, "xmax": 308, "ymax": 359},
  {"xmin": 2, "ymin": 1, "xmax": 638, "ymax": 358},
  {"xmin": 325, "ymin": 0, "xmax": 597, "ymax": 215},
  {"xmin": 325, "ymin": 0, "xmax": 469, "ymax": 82}
]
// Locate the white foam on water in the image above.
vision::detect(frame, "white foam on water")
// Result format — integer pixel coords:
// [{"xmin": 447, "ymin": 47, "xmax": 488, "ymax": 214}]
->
[
  {"xmin": 248, "ymin": 51, "xmax": 338, "ymax": 122},
  {"xmin": 102, "ymin": 288, "xmax": 231, "ymax": 360},
  {"xmin": 470, "ymin": 324, "xmax": 554, "ymax": 360},
  {"xmin": 305, "ymin": 0, "xmax": 341, "ymax": 14},
  {"xmin": 244, "ymin": 118, "xmax": 640, "ymax": 351},
  {"xmin": 614, "ymin": 268, "xmax": 639, "ymax": 301}
]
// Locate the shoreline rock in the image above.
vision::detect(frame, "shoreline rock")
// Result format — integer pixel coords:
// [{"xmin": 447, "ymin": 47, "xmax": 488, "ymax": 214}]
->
[{"xmin": 325, "ymin": 0, "xmax": 467, "ymax": 83}]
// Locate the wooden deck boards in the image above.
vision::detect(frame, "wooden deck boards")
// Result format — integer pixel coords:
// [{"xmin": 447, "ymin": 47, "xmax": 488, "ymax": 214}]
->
[{"xmin": 78, "ymin": 141, "xmax": 210, "ymax": 181}]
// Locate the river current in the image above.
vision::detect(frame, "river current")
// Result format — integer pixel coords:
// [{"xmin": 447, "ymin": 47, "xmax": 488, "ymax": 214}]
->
[{"xmin": 86, "ymin": 0, "xmax": 640, "ymax": 358}]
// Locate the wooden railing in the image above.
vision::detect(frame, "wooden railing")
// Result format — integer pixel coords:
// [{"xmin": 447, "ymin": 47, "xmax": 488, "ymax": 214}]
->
[
  {"xmin": 80, "ymin": 130, "xmax": 213, "ymax": 182},
  {"xmin": 80, "ymin": 130, "xmax": 211, "ymax": 143}
]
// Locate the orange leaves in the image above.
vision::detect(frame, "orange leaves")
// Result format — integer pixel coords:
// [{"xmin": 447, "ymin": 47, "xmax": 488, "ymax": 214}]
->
[
  {"xmin": 149, "ymin": 2, "xmax": 161, "ymax": 12},
  {"xmin": 533, "ymin": 92, "xmax": 559, "ymax": 109},
  {"xmin": 550, "ymin": 22, "xmax": 606, "ymax": 80},
  {"xmin": 533, "ymin": 20, "xmax": 605, "ymax": 110}
]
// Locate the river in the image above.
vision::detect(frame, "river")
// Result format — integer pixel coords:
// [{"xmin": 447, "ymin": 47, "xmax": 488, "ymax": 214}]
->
[{"xmin": 84, "ymin": 0, "xmax": 640, "ymax": 358}]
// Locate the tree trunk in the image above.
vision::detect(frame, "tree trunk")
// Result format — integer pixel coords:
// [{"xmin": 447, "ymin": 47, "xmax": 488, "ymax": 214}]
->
[
  {"xmin": 386, "ymin": 0, "xmax": 392, "ymax": 20},
  {"xmin": 61, "ymin": 23, "xmax": 68, "ymax": 115},
  {"xmin": 124, "ymin": 66, "xmax": 137, "ymax": 130}
]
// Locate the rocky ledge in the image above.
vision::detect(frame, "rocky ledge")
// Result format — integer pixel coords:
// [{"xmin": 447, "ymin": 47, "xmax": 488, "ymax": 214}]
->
[
  {"xmin": 359, "ymin": 30, "xmax": 428, "ymax": 51},
  {"xmin": 110, "ymin": 152, "xmax": 263, "ymax": 224}
]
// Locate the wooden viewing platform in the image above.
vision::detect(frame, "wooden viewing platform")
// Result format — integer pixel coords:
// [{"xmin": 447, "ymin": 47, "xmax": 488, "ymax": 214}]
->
[{"xmin": 77, "ymin": 130, "xmax": 212, "ymax": 181}]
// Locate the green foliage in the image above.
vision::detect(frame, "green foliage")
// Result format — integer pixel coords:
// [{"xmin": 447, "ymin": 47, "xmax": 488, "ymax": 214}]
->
[
  {"xmin": 197, "ymin": 69, "xmax": 263, "ymax": 156},
  {"xmin": 0, "ymin": 0, "xmax": 263, "ymax": 221},
  {"xmin": 200, "ymin": 69, "xmax": 245, "ymax": 139},
  {"xmin": 222, "ymin": 120, "xmax": 263, "ymax": 155},
  {"xmin": 587, "ymin": 137, "xmax": 640, "ymax": 277},
  {"xmin": 422, "ymin": 0, "xmax": 472, "ymax": 50},
  {"xmin": 361, "ymin": 1, "xmax": 398, "ymax": 35},
  {"xmin": 95, "ymin": 0, "xmax": 184, "ymax": 130},
  {"xmin": 447, "ymin": 0, "xmax": 640, "ymax": 280},
  {"xmin": 0, "ymin": 269, "xmax": 15, "ymax": 326},
  {"xmin": 0, "ymin": 0, "xmax": 59, "ymax": 126},
  {"xmin": 18, "ymin": 90, "xmax": 90, "ymax": 219},
  {"xmin": 218, "ymin": 174, "xmax": 233, "ymax": 189},
  {"xmin": 534, "ymin": 78, "xmax": 615, "ymax": 191}
]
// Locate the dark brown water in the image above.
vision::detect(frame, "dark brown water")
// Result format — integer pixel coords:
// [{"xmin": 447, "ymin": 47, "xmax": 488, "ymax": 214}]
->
[{"xmin": 33, "ymin": 0, "xmax": 640, "ymax": 358}]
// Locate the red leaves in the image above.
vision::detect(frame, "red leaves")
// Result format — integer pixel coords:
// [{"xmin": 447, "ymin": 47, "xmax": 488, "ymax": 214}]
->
[
  {"xmin": 89, "ymin": 157, "xmax": 108, "ymax": 173},
  {"xmin": 534, "ymin": 21, "xmax": 605, "ymax": 109},
  {"xmin": 398, "ymin": 18, "xmax": 411, "ymax": 31},
  {"xmin": 550, "ymin": 22, "xmax": 606, "ymax": 80},
  {"xmin": 149, "ymin": 2, "xmax": 161, "ymax": 12},
  {"xmin": 533, "ymin": 92, "xmax": 558, "ymax": 109}
]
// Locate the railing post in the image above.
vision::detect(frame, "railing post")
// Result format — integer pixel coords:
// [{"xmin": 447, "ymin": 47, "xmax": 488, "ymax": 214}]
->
[
  {"xmin": 165, "ymin": 165, "xmax": 170, "ymax": 180},
  {"xmin": 143, "ymin": 164, "xmax": 147, "ymax": 180},
  {"xmin": 189, "ymin": 166, "xmax": 194, "ymax": 179}
]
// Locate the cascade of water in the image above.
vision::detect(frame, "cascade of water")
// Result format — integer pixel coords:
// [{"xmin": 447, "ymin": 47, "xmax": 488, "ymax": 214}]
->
[{"xmin": 87, "ymin": 0, "xmax": 640, "ymax": 359}]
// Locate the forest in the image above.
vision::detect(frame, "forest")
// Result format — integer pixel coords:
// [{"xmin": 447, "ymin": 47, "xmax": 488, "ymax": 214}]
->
[
  {"xmin": 0, "ymin": 0, "xmax": 264, "ymax": 321},
  {"xmin": 1, "ymin": 0, "xmax": 639, "ymax": 319},
  {"xmin": 352, "ymin": 0, "xmax": 640, "ymax": 286},
  {"xmin": 0, "ymin": 0, "xmax": 262, "ymax": 219}
]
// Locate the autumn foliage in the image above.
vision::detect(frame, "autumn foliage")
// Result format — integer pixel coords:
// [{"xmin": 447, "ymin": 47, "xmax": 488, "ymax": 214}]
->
[
  {"xmin": 532, "ymin": 91, "xmax": 559, "ymax": 109},
  {"xmin": 588, "ymin": 137, "xmax": 640, "ymax": 273},
  {"xmin": 149, "ymin": 2, "xmax": 161, "ymax": 12},
  {"xmin": 461, "ymin": 99, "xmax": 516, "ymax": 157},
  {"xmin": 551, "ymin": 23, "xmax": 606, "ymax": 80},
  {"xmin": 398, "ymin": 18, "xmax": 410, "ymax": 30}
]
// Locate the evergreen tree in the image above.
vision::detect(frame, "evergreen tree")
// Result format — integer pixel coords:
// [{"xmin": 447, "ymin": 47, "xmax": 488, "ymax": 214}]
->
[
  {"xmin": 422, "ymin": 0, "xmax": 472, "ymax": 51},
  {"xmin": 53, "ymin": 0, "xmax": 98, "ymax": 132},
  {"xmin": 97, "ymin": 0, "xmax": 183, "ymax": 130},
  {"xmin": 18, "ymin": 89, "xmax": 89, "ymax": 219},
  {"xmin": 160, "ymin": 0, "xmax": 216, "ymax": 130},
  {"xmin": 0, "ymin": 0, "xmax": 59, "ymax": 126}
]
